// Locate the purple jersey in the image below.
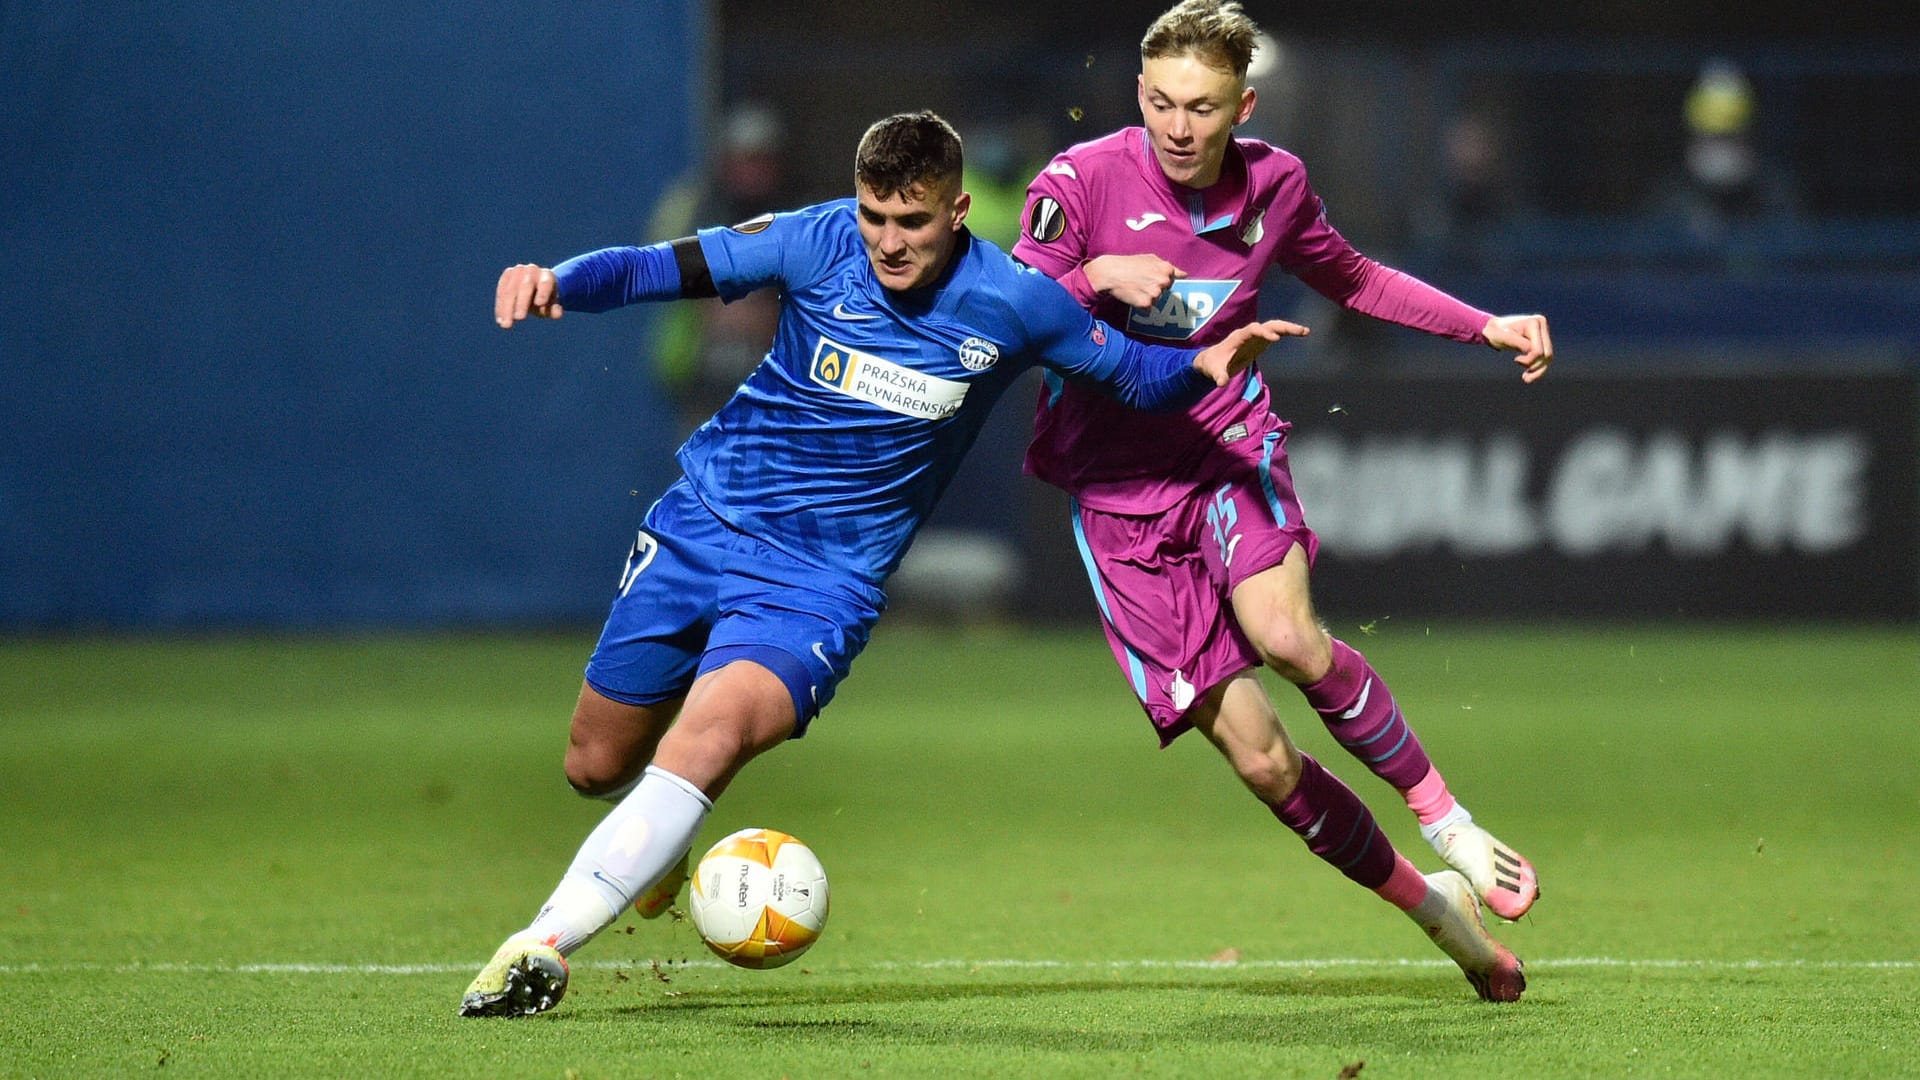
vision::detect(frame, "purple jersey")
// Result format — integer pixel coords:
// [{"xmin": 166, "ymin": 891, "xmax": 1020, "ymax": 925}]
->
[{"xmin": 1013, "ymin": 127, "xmax": 1493, "ymax": 513}]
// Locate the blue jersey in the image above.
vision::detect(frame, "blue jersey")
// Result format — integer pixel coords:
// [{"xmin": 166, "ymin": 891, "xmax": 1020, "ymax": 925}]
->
[{"xmin": 574, "ymin": 199, "xmax": 1213, "ymax": 585}]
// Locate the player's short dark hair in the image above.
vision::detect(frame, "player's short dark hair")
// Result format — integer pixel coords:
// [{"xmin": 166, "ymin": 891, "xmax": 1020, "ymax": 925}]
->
[
  {"xmin": 1141, "ymin": 0, "xmax": 1260, "ymax": 79},
  {"xmin": 854, "ymin": 111, "xmax": 964, "ymax": 200}
]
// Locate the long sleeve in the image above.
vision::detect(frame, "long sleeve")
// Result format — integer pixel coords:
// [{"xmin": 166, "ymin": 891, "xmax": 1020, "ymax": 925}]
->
[
  {"xmin": 551, "ymin": 242, "xmax": 684, "ymax": 313},
  {"xmin": 1101, "ymin": 336, "xmax": 1216, "ymax": 411},
  {"xmin": 1294, "ymin": 250, "xmax": 1491, "ymax": 344},
  {"xmin": 1010, "ymin": 260, "xmax": 1213, "ymax": 413}
]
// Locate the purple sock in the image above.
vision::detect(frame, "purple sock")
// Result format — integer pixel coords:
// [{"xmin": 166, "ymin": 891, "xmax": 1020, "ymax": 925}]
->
[
  {"xmin": 1271, "ymin": 753, "xmax": 1397, "ymax": 890},
  {"xmin": 1299, "ymin": 639, "xmax": 1433, "ymax": 792}
]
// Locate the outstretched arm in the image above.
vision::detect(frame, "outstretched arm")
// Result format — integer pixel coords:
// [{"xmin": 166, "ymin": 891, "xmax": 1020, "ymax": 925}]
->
[
  {"xmin": 1193, "ymin": 319, "xmax": 1311, "ymax": 386},
  {"xmin": 1101, "ymin": 318, "xmax": 1311, "ymax": 411},
  {"xmin": 1017, "ymin": 255, "xmax": 1313, "ymax": 411},
  {"xmin": 1481, "ymin": 313, "xmax": 1554, "ymax": 383},
  {"xmin": 1291, "ymin": 242, "xmax": 1554, "ymax": 383},
  {"xmin": 493, "ymin": 238, "xmax": 717, "ymax": 328}
]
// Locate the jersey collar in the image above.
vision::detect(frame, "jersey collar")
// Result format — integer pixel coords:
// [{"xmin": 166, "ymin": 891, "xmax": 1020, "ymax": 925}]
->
[{"xmin": 1133, "ymin": 127, "xmax": 1253, "ymax": 236}]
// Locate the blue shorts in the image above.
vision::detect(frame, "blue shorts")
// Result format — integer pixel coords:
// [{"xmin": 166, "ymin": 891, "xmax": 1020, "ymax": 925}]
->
[{"xmin": 583, "ymin": 477, "xmax": 884, "ymax": 736}]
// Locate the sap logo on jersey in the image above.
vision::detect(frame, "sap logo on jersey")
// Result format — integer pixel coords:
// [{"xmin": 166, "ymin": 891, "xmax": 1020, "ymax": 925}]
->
[
  {"xmin": 811, "ymin": 336, "xmax": 968, "ymax": 420},
  {"xmin": 1126, "ymin": 280, "xmax": 1239, "ymax": 340}
]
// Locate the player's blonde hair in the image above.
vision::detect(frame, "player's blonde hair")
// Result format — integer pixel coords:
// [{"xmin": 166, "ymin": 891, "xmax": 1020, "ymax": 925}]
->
[{"xmin": 1141, "ymin": 0, "xmax": 1260, "ymax": 79}]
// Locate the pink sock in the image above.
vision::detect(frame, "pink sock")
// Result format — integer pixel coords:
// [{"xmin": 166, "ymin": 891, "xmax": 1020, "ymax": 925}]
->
[
  {"xmin": 1404, "ymin": 767, "xmax": 1459, "ymax": 826},
  {"xmin": 1374, "ymin": 853, "xmax": 1430, "ymax": 912}
]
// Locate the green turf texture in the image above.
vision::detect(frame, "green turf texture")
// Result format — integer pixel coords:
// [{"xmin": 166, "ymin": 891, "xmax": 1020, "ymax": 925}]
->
[{"xmin": 3, "ymin": 624, "xmax": 1916, "ymax": 1078}]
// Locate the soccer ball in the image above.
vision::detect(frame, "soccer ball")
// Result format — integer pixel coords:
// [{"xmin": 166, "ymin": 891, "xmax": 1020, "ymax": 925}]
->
[{"xmin": 688, "ymin": 827, "xmax": 830, "ymax": 969}]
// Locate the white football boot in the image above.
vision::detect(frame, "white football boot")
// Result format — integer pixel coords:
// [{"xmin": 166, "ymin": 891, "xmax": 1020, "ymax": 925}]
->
[
  {"xmin": 1408, "ymin": 870, "xmax": 1525, "ymax": 1002},
  {"xmin": 1426, "ymin": 814, "xmax": 1539, "ymax": 920}
]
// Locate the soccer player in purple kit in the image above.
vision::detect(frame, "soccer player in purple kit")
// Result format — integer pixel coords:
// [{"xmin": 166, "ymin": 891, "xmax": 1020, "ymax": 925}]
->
[{"xmin": 1013, "ymin": 0, "xmax": 1552, "ymax": 1002}]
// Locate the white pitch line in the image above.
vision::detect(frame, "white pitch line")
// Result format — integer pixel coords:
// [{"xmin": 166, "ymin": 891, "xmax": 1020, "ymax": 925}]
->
[{"xmin": 0, "ymin": 957, "xmax": 1913, "ymax": 975}]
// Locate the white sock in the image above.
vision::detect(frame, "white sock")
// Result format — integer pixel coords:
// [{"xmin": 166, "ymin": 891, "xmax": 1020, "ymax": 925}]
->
[
  {"xmin": 1418, "ymin": 802, "xmax": 1474, "ymax": 851},
  {"xmin": 518, "ymin": 765, "xmax": 712, "ymax": 955}
]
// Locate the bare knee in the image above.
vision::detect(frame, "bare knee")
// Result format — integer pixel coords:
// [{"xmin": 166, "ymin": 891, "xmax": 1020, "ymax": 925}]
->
[
  {"xmin": 1196, "ymin": 673, "xmax": 1305, "ymax": 804},
  {"xmin": 564, "ymin": 737, "xmax": 642, "ymax": 798},
  {"xmin": 1251, "ymin": 616, "xmax": 1332, "ymax": 685},
  {"xmin": 1231, "ymin": 556, "xmax": 1333, "ymax": 685},
  {"xmin": 1229, "ymin": 743, "xmax": 1303, "ymax": 804},
  {"xmin": 563, "ymin": 683, "xmax": 674, "ymax": 798}
]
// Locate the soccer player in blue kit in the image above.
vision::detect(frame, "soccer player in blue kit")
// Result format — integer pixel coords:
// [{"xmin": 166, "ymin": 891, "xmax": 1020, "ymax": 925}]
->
[{"xmin": 460, "ymin": 111, "xmax": 1306, "ymax": 1017}]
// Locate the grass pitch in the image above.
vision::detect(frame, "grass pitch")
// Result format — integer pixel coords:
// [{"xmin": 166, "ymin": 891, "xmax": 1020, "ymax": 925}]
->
[{"xmin": 2, "ymin": 624, "xmax": 1917, "ymax": 1078}]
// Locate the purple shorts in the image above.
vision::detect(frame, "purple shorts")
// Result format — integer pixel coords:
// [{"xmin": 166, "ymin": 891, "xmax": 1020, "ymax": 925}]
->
[{"xmin": 1070, "ymin": 425, "xmax": 1318, "ymax": 745}]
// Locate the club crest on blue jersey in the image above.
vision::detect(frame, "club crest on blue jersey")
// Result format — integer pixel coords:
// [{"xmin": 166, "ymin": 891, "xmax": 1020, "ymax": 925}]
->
[
  {"xmin": 1126, "ymin": 279, "xmax": 1240, "ymax": 340},
  {"xmin": 957, "ymin": 337, "xmax": 1000, "ymax": 371}
]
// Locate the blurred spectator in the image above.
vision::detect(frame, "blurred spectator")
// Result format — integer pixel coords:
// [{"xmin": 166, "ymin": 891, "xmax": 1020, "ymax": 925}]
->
[
  {"xmin": 645, "ymin": 102, "xmax": 798, "ymax": 434},
  {"xmin": 960, "ymin": 119, "xmax": 1048, "ymax": 251},
  {"xmin": 1417, "ymin": 112, "xmax": 1530, "ymax": 266},
  {"xmin": 1647, "ymin": 60, "xmax": 1798, "ymax": 262}
]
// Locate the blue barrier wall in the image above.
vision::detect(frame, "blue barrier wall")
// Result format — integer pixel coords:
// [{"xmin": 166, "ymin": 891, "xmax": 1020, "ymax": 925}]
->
[{"xmin": 2, "ymin": 4, "xmax": 701, "ymax": 628}]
